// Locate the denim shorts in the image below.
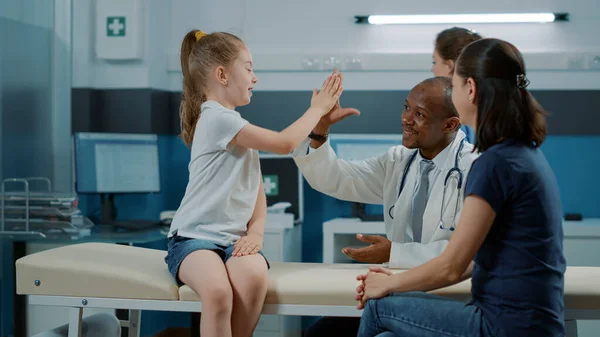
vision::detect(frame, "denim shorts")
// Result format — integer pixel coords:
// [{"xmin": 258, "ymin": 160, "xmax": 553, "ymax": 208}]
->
[{"xmin": 164, "ymin": 234, "xmax": 270, "ymax": 286}]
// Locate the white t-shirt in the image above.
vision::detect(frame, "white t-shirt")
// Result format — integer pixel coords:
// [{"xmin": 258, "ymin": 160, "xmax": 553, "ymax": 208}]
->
[{"xmin": 168, "ymin": 100, "xmax": 261, "ymax": 246}]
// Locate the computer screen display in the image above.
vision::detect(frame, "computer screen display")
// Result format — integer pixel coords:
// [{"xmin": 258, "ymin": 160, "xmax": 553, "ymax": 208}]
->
[
  {"xmin": 73, "ymin": 133, "xmax": 160, "ymax": 194},
  {"xmin": 329, "ymin": 134, "xmax": 403, "ymax": 220},
  {"xmin": 330, "ymin": 134, "xmax": 403, "ymax": 161}
]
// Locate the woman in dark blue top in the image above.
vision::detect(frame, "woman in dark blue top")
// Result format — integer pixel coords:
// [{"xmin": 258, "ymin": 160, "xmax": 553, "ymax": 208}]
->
[{"xmin": 355, "ymin": 38, "xmax": 566, "ymax": 337}]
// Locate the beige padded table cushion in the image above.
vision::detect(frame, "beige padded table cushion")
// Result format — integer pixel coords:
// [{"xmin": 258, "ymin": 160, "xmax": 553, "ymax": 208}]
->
[
  {"xmin": 16, "ymin": 242, "xmax": 179, "ymax": 300},
  {"xmin": 178, "ymin": 262, "xmax": 473, "ymax": 305},
  {"xmin": 221, "ymin": 263, "xmax": 598, "ymax": 310},
  {"xmin": 564, "ymin": 266, "xmax": 600, "ymax": 310},
  {"xmin": 15, "ymin": 243, "xmax": 600, "ymax": 310}
]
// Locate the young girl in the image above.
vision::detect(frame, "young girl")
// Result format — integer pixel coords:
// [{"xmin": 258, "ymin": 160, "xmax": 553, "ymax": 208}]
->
[
  {"xmin": 355, "ymin": 38, "xmax": 566, "ymax": 337},
  {"xmin": 165, "ymin": 30, "xmax": 342, "ymax": 337}
]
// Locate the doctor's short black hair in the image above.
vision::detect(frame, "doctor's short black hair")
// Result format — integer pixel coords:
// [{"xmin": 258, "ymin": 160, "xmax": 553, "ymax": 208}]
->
[{"xmin": 420, "ymin": 76, "xmax": 459, "ymax": 119}]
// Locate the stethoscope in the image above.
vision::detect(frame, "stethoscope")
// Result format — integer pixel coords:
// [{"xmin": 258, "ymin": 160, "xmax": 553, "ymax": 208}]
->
[{"xmin": 388, "ymin": 138, "xmax": 465, "ymax": 232}]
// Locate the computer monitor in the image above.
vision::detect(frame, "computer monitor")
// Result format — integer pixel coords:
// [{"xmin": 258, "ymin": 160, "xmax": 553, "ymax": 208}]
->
[
  {"xmin": 330, "ymin": 133, "xmax": 403, "ymax": 221},
  {"xmin": 330, "ymin": 133, "xmax": 403, "ymax": 162},
  {"xmin": 73, "ymin": 132, "xmax": 160, "ymax": 224}
]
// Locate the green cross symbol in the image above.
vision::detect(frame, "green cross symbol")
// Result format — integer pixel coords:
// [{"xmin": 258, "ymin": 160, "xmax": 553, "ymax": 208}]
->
[
  {"xmin": 263, "ymin": 175, "xmax": 279, "ymax": 196},
  {"xmin": 107, "ymin": 17, "xmax": 126, "ymax": 37}
]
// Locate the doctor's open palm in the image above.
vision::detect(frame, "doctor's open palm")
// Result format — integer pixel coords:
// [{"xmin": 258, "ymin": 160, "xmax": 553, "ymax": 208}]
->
[
  {"xmin": 314, "ymin": 103, "xmax": 360, "ymax": 133},
  {"xmin": 342, "ymin": 234, "xmax": 391, "ymax": 264},
  {"xmin": 314, "ymin": 70, "xmax": 360, "ymax": 133}
]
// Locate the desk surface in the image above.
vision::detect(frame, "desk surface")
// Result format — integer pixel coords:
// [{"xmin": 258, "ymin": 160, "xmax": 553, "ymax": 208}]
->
[
  {"xmin": 1, "ymin": 224, "xmax": 168, "ymax": 244},
  {"xmin": 2, "ymin": 214, "xmax": 299, "ymax": 244},
  {"xmin": 323, "ymin": 217, "xmax": 600, "ymax": 238}
]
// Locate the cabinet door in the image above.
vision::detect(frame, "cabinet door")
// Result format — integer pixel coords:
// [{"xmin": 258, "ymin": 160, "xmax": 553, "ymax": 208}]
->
[{"xmin": 262, "ymin": 232, "xmax": 283, "ymax": 262}]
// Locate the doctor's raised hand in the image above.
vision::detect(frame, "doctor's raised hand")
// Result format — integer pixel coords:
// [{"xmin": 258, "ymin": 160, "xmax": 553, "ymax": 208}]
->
[{"xmin": 310, "ymin": 70, "xmax": 361, "ymax": 146}]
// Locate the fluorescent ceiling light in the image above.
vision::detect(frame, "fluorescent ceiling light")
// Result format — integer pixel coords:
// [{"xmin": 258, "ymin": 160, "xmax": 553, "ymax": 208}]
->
[{"xmin": 355, "ymin": 13, "xmax": 569, "ymax": 25}]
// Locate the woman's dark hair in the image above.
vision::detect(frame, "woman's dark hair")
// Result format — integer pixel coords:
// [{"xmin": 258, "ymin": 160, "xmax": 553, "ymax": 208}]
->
[
  {"xmin": 435, "ymin": 27, "xmax": 482, "ymax": 62},
  {"xmin": 455, "ymin": 38, "xmax": 547, "ymax": 152}
]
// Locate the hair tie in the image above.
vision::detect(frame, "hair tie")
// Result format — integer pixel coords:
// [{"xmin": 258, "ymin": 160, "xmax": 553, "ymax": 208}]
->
[
  {"xmin": 195, "ymin": 30, "xmax": 207, "ymax": 42},
  {"xmin": 516, "ymin": 74, "xmax": 530, "ymax": 89}
]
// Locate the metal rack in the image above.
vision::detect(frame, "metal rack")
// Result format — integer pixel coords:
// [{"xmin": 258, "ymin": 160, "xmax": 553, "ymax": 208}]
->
[{"xmin": 0, "ymin": 177, "xmax": 93, "ymax": 239}]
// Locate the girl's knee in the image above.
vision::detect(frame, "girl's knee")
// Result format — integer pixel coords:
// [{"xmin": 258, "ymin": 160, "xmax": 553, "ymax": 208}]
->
[
  {"xmin": 201, "ymin": 282, "xmax": 234, "ymax": 311},
  {"xmin": 245, "ymin": 263, "xmax": 268, "ymax": 290},
  {"xmin": 230, "ymin": 256, "xmax": 268, "ymax": 287}
]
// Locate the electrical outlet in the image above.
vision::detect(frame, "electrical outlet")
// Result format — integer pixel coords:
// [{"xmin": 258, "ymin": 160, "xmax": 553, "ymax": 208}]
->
[
  {"xmin": 567, "ymin": 54, "xmax": 585, "ymax": 70},
  {"xmin": 302, "ymin": 57, "xmax": 321, "ymax": 70},
  {"xmin": 344, "ymin": 56, "xmax": 362, "ymax": 70},
  {"xmin": 589, "ymin": 55, "xmax": 600, "ymax": 70},
  {"xmin": 322, "ymin": 56, "xmax": 341, "ymax": 70}
]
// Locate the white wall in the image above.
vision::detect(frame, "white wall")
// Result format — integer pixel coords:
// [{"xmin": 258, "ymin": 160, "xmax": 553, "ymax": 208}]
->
[
  {"xmin": 71, "ymin": 0, "xmax": 94, "ymax": 88},
  {"xmin": 168, "ymin": 0, "xmax": 245, "ymax": 91},
  {"xmin": 168, "ymin": 0, "xmax": 600, "ymax": 91},
  {"xmin": 72, "ymin": 0, "xmax": 171, "ymax": 90},
  {"xmin": 72, "ymin": 0, "xmax": 600, "ymax": 91},
  {"xmin": 147, "ymin": 0, "xmax": 171, "ymax": 90}
]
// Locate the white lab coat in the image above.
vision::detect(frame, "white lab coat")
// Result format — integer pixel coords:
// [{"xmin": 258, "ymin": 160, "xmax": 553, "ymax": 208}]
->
[{"xmin": 292, "ymin": 130, "xmax": 479, "ymax": 268}]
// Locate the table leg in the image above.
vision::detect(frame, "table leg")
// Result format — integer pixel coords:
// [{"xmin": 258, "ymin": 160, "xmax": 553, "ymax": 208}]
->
[
  {"xmin": 191, "ymin": 312, "xmax": 200, "ymax": 337},
  {"xmin": 12, "ymin": 241, "xmax": 26, "ymax": 337}
]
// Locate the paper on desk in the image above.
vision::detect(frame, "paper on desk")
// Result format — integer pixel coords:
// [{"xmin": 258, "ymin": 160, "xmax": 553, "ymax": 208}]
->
[{"xmin": 267, "ymin": 202, "xmax": 292, "ymax": 214}]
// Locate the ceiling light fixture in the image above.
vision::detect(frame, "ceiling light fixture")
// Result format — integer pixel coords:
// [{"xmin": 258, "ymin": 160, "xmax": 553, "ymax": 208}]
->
[{"xmin": 355, "ymin": 13, "xmax": 569, "ymax": 25}]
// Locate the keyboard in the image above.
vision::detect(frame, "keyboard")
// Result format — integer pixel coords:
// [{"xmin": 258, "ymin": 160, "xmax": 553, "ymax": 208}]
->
[{"xmin": 358, "ymin": 214, "xmax": 385, "ymax": 222}]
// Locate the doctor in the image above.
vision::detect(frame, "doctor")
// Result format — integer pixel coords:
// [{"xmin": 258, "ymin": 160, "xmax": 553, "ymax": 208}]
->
[{"xmin": 293, "ymin": 76, "xmax": 479, "ymax": 337}]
